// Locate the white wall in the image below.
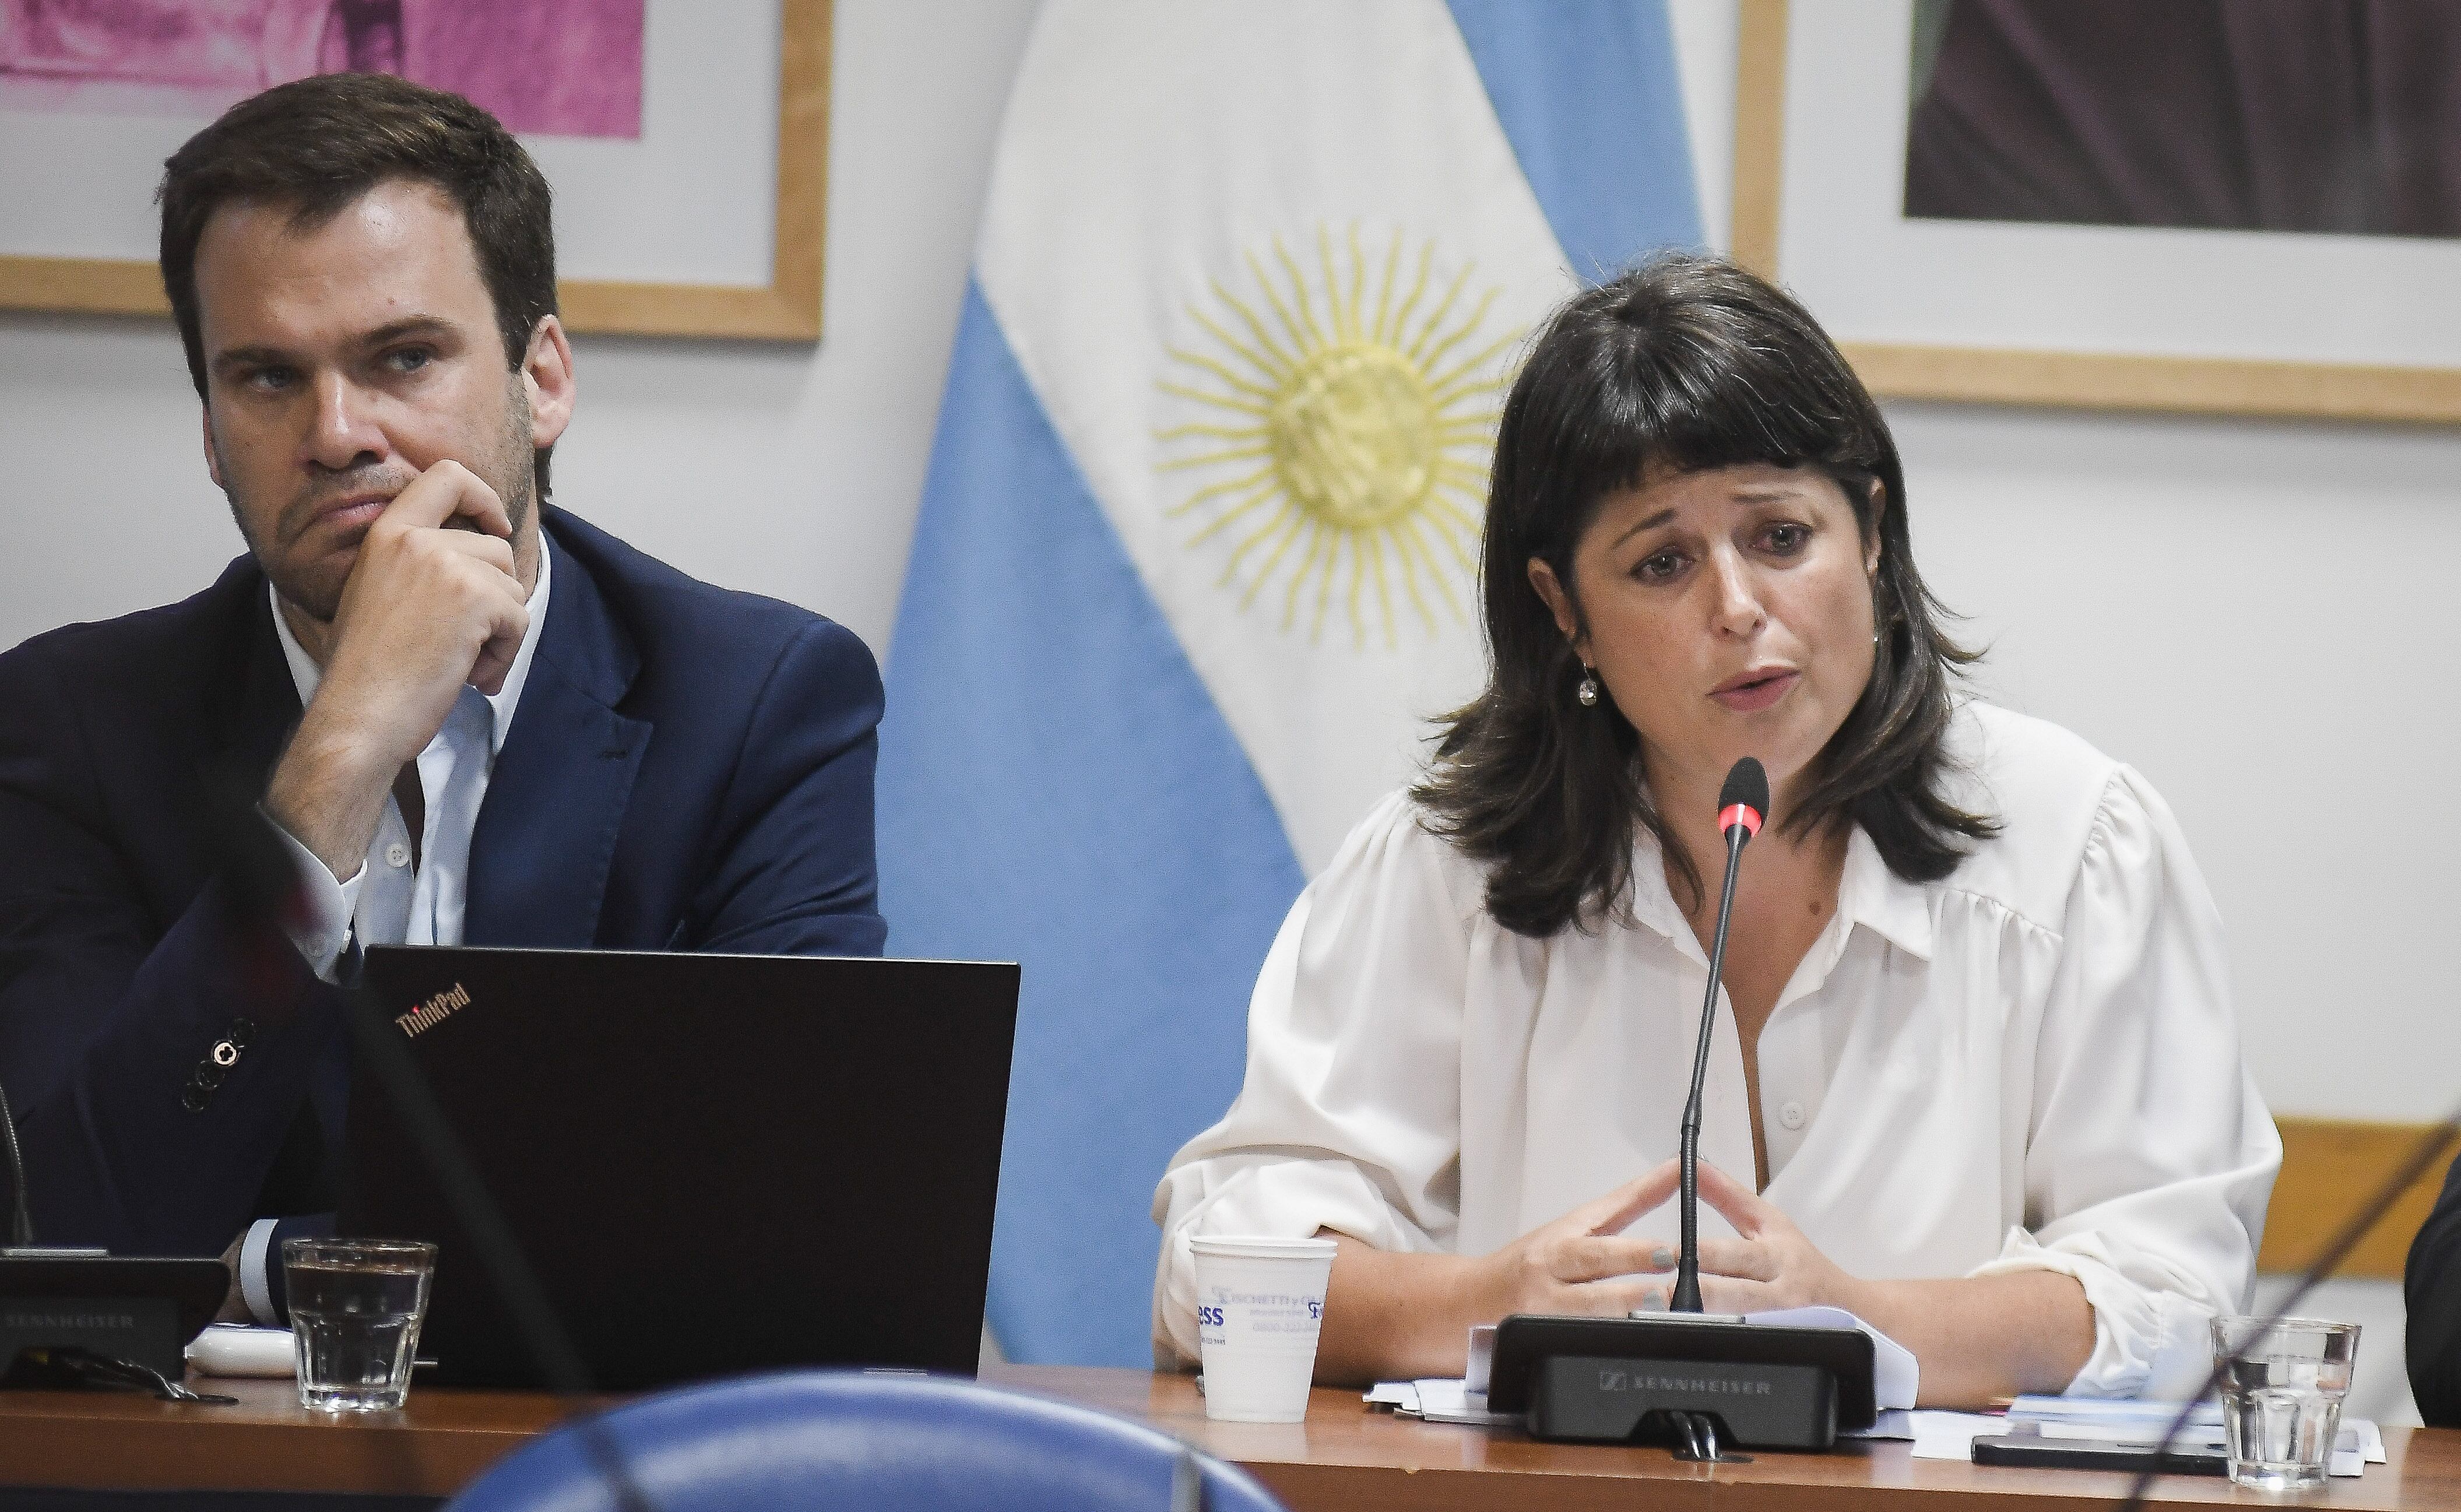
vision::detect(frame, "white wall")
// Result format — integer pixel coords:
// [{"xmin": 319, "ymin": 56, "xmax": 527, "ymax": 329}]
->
[{"xmin": 2, "ymin": 0, "xmax": 2448, "ymax": 1418}]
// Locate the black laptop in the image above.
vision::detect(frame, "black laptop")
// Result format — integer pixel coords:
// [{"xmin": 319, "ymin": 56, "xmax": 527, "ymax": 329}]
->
[{"xmin": 340, "ymin": 946, "xmax": 1018, "ymax": 1390}]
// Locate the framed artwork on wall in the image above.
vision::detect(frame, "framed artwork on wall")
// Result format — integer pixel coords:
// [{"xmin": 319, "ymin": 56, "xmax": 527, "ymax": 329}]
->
[
  {"xmin": 0, "ymin": 0, "xmax": 829, "ymax": 340},
  {"xmin": 1731, "ymin": 0, "xmax": 2461, "ymax": 424}
]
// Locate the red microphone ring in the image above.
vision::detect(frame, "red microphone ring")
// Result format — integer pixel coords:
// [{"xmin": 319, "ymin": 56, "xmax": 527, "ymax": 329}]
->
[{"xmin": 1718, "ymin": 803, "xmax": 1764, "ymax": 837}]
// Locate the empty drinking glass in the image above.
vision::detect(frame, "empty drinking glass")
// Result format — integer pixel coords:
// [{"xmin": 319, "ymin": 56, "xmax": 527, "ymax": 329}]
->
[{"xmin": 283, "ymin": 1237, "xmax": 436, "ymax": 1411}]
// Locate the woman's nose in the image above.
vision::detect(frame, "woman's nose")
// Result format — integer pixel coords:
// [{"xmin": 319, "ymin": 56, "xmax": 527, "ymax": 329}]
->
[{"xmin": 1706, "ymin": 549, "xmax": 1769, "ymax": 638}]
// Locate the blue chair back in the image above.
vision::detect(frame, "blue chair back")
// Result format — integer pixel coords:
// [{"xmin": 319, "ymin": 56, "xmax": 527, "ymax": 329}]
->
[{"xmin": 445, "ymin": 1370, "xmax": 1288, "ymax": 1512}]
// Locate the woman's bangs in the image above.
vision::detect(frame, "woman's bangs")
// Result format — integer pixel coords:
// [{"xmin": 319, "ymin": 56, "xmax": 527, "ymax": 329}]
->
[{"xmin": 1628, "ymin": 337, "xmax": 1858, "ymax": 481}]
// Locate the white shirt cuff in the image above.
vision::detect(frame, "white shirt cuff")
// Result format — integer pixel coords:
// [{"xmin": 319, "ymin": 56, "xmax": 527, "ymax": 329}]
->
[
  {"xmin": 259, "ymin": 808, "xmax": 362, "ymax": 983},
  {"xmin": 240, "ymin": 1217, "xmax": 282, "ymax": 1326},
  {"xmin": 1969, "ymin": 1226, "xmax": 2221, "ymax": 1400}
]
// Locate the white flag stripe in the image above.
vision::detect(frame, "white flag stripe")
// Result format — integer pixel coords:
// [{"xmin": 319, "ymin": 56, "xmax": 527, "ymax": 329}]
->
[{"xmin": 978, "ymin": 0, "xmax": 1578, "ymax": 874}]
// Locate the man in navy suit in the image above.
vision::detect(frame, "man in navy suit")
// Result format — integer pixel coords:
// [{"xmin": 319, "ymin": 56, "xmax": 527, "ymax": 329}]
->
[{"xmin": 0, "ymin": 75, "xmax": 884, "ymax": 1314}]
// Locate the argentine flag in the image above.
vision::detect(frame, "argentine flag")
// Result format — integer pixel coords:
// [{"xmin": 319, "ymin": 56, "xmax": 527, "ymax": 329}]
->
[{"xmin": 879, "ymin": 1, "xmax": 1704, "ymax": 1366}]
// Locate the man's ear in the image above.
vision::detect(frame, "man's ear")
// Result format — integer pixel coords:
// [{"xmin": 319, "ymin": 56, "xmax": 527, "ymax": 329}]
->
[
  {"xmin": 201, "ymin": 407, "xmax": 224, "ymax": 490},
  {"xmin": 1526, "ymin": 557, "xmax": 1585, "ymax": 657},
  {"xmin": 522, "ymin": 315, "xmax": 576, "ymax": 448}
]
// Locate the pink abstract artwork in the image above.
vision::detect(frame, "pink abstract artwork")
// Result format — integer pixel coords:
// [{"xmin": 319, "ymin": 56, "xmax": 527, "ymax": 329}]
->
[{"xmin": 0, "ymin": 0, "xmax": 646, "ymax": 138}]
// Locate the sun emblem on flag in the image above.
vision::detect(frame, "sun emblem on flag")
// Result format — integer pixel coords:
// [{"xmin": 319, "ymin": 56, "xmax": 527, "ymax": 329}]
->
[{"xmin": 1156, "ymin": 227, "xmax": 1517, "ymax": 648}]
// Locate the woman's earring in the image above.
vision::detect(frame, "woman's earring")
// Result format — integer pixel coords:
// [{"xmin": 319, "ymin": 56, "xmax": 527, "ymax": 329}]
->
[{"xmin": 1576, "ymin": 668, "xmax": 1600, "ymax": 706}]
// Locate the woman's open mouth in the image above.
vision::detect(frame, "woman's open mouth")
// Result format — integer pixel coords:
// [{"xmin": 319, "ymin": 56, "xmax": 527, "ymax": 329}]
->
[{"xmin": 1710, "ymin": 668, "xmax": 1799, "ymax": 713}]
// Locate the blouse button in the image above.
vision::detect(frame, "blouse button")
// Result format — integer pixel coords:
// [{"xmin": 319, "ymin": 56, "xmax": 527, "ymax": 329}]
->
[
  {"xmin": 385, "ymin": 842, "xmax": 412, "ymax": 868},
  {"xmin": 1777, "ymin": 1100, "xmax": 1808, "ymax": 1131}
]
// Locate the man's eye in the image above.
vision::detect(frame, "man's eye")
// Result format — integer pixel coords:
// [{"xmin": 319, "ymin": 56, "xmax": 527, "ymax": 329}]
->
[
  {"xmin": 384, "ymin": 347, "xmax": 433, "ymax": 373},
  {"xmin": 245, "ymin": 367, "xmax": 296, "ymax": 392}
]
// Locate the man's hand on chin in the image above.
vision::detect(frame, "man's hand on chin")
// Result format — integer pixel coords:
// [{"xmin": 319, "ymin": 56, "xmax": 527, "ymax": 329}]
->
[{"xmin": 262, "ymin": 460, "xmax": 531, "ymax": 881}]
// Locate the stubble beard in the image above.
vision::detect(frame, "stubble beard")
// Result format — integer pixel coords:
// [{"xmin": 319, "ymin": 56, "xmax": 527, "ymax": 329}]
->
[{"xmin": 214, "ymin": 375, "xmax": 537, "ymax": 628}]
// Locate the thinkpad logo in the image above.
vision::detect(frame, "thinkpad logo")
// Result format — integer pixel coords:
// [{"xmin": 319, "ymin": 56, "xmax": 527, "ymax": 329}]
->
[{"xmin": 396, "ymin": 982, "xmax": 471, "ymax": 1038}]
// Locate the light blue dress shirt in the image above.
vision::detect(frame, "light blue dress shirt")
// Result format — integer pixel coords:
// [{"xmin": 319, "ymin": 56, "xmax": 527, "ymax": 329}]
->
[
  {"xmin": 264, "ymin": 544, "xmax": 551, "ymax": 973},
  {"xmin": 242, "ymin": 546, "xmax": 550, "ymax": 1324}
]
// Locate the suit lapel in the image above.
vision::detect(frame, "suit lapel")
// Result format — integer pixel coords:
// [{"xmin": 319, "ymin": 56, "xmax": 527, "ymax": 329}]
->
[
  {"xmin": 201, "ymin": 562, "xmax": 305, "ymax": 815},
  {"xmin": 465, "ymin": 528, "xmax": 651, "ymax": 948}
]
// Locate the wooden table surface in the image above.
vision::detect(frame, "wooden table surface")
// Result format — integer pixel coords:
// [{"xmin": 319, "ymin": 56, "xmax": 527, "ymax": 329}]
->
[{"xmin": 1, "ymin": 1364, "xmax": 2453, "ymax": 1510}]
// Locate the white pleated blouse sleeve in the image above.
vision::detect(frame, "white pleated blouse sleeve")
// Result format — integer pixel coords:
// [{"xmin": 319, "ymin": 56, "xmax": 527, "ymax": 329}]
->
[
  {"xmin": 1968, "ymin": 765, "xmax": 2280, "ymax": 1399},
  {"xmin": 1149, "ymin": 790, "xmax": 1476, "ymax": 1368}
]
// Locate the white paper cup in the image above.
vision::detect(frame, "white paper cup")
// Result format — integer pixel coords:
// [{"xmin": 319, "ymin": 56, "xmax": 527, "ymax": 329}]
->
[{"xmin": 1189, "ymin": 1235, "xmax": 1337, "ymax": 1423}]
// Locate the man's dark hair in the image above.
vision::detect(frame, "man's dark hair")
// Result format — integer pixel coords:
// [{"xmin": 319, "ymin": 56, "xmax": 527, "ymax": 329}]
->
[
  {"xmin": 158, "ymin": 72, "xmax": 560, "ymax": 494},
  {"xmin": 1414, "ymin": 252, "xmax": 1994, "ymax": 936}
]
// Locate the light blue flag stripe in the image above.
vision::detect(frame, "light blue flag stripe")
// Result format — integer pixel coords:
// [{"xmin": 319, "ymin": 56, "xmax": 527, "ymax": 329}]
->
[
  {"xmin": 876, "ymin": 282, "xmax": 1307, "ymax": 1367},
  {"xmin": 1444, "ymin": 0, "xmax": 1705, "ymax": 279}
]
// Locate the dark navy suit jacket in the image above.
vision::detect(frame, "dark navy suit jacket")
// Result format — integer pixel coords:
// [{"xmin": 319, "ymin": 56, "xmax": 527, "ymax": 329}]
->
[
  {"xmin": 0, "ymin": 508, "xmax": 886, "ymax": 1256},
  {"xmin": 2409, "ymin": 1149, "xmax": 2461, "ymax": 1425}
]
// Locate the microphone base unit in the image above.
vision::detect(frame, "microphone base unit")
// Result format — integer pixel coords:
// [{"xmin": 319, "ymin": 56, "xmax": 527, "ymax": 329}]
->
[
  {"xmin": 1528, "ymin": 1354, "xmax": 1838, "ymax": 1451},
  {"xmin": 0, "ymin": 1256, "xmax": 230, "ymax": 1386},
  {"xmin": 1487, "ymin": 1313, "xmax": 1876, "ymax": 1454}
]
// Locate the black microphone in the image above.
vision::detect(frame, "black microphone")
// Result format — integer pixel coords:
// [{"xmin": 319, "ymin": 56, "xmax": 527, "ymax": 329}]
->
[{"xmin": 1671, "ymin": 758, "xmax": 1769, "ymax": 1314}]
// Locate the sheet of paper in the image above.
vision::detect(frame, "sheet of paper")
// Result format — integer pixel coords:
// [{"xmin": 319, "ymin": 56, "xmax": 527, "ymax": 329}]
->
[
  {"xmin": 1908, "ymin": 1411, "xmax": 2007, "ymax": 1460},
  {"xmin": 1411, "ymin": 1377, "xmax": 1521, "ymax": 1426},
  {"xmin": 1363, "ymin": 1379, "xmax": 1518, "ymax": 1426},
  {"xmin": 2008, "ymin": 1394, "xmax": 2220, "ymax": 1428},
  {"xmin": 1742, "ymin": 1304, "xmax": 1921, "ymax": 1411},
  {"xmin": 1845, "ymin": 1408, "xmax": 1916, "ymax": 1440}
]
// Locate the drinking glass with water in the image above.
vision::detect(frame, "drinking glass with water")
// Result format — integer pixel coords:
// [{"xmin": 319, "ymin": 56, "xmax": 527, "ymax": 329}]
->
[
  {"xmin": 282, "ymin": 1237, "xmax": 437, "ymax": 1412},
  {"xmin": 2210, "ymin": 1316, "xmax": 2360, "ymax": 1492}
]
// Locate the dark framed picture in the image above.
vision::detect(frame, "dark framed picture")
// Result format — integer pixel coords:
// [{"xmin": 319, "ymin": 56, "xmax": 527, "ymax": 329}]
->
[{"xmin": 1731, "ymin": 0, "xmax": 2461, "ymax": 423}]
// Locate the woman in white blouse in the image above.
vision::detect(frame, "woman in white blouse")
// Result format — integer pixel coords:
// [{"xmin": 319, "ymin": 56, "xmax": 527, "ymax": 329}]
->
[{"xmin": 1151, "ymin": 255, "xmax": 2279, "ymax": 1408}]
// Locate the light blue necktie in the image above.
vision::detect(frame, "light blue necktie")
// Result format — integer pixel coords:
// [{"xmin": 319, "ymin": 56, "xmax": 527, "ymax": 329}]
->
[{"xmin": 357, "ymin": 687, "xmax": 493, "ymax": 948}]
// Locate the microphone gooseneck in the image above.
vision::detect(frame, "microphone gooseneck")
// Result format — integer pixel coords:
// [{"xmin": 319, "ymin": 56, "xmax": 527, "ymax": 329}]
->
[{"xmin": 1672, "ymin": 758, "xmax": 1769, "ymax": 1314}]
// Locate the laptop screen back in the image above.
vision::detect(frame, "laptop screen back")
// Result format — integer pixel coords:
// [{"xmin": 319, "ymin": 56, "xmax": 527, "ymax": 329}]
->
[{"xmin": 343, "ymin": 947, "xmax": 1018, "ymax": 1389}]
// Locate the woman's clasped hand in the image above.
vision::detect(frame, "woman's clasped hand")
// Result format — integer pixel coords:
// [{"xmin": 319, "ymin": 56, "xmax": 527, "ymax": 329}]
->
[{"xmin": 1481, "ymin": 1159, "xmax": 1857, "ymax": 1320}]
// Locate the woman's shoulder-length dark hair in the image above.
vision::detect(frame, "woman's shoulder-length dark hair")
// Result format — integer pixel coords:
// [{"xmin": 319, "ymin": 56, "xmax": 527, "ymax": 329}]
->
[{"xmin": 1414, "ymin": 252, "xmax": 1994, "ymax": 937}]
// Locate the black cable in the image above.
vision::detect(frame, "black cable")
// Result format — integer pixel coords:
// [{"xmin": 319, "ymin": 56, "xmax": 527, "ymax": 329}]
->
[
  {"xmin": 205, "ymin": 789, "xmax": 659, "ymax": 1512},
  {"xmin": 332, "ymin": 976, "xmax": 659, "ymax": 1512},
  {"xmin": 2120, "ymin": 1107, "xmax": 2461, "ymax": 1509},
  {"xmin": 0, "ymin": 1078, "xmax": 34, "ymax": 1247}
]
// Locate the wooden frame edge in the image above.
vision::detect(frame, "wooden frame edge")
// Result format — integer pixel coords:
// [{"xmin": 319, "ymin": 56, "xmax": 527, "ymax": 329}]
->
[
  {"xmin": 1845, "ymin": 343, "xmax": 2461, "ymax": 426},
  {"xmin": 0, "ymin": 0, "xmax": 829, "ymax": 343},
  {"xmin": 1729, "ymin": 0, "xmax": 1790, "ymax": 279},
  {"xmin": 2263, "ymin": 1117, "xmax": 2459, "ymax": 1281},
  {"xmin": 1726, "ymin": 0, "xmax": 2461, "ymax": 426}
]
